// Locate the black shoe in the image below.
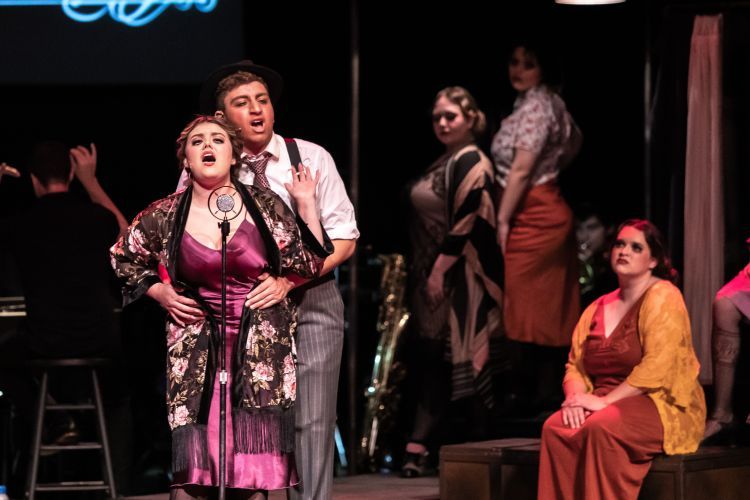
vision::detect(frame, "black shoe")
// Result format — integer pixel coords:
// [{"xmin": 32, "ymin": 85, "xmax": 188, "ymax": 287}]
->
[
  {"xmin": 400, "ymin": 451, "xmax": 431, "ymax": 478},
  {"xmin": 41, "ymin": 419, "xmax": 80, "ymax": 456},
  {"xmin": 702, "ymin": 419, "xmax": 738, "ymax": 447}
]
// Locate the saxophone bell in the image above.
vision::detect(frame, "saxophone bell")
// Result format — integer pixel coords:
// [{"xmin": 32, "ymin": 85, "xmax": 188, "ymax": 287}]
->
[{"xmin": 358, "ymin": 254, "xmax": 410, "ymax": 472}]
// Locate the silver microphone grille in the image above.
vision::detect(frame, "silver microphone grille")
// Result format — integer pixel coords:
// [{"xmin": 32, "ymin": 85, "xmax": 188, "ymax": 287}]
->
[{"xmin": 216, "ymin": 194, "xmax": 235, "ymax": 213}]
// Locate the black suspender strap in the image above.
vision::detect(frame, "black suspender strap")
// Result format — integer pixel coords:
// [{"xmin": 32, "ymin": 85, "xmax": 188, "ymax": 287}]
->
[{"xmin": 284, "ymin": 138, "xmax": 302, "ymax": 167}]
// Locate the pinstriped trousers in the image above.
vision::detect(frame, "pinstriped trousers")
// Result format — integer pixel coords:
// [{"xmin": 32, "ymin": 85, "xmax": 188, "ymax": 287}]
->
[{"xmin": 288, "ymin": 279, "xmax": 344, "ymax": 500}]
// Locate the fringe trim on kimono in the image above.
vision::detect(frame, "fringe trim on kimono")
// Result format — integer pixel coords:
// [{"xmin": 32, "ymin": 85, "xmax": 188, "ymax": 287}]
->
[
  {"xmin": 451, "ymin": 336, "xmax": 511, "ymax": 408},
  {"xmin": 232, "ymin": 407, "xmax": 296, "ymax": 454},
  {"xmin": 171, "ymin": 424, "xmax": 208, "ymax": 472}
]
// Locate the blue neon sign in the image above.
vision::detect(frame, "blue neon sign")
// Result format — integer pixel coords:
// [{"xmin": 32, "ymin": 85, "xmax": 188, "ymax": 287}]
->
[{"xmin": 0, "ymin": 0, "xmax": 218, "ymax": 27}]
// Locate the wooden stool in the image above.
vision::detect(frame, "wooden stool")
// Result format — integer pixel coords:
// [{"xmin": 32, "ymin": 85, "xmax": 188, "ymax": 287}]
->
[
  {"xmin": 439, "ymin": 438, "xmax": 540, "ymax": 500},
  {"xmin": 641, "ymin": 446, "xmax": 750, "ymax": 500},
  {"xmin": 496, "ymin": 442, "xmax": 541, "ymax": 500},
  {"xmin": 25, "ymin": 358, "xmax": 116, "ymax": 499}
]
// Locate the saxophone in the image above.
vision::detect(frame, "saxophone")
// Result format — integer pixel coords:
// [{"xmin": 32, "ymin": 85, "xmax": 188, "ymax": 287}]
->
[{"xmin": 359, "ymin": 254, "xmax": 410, "ymax": 471}]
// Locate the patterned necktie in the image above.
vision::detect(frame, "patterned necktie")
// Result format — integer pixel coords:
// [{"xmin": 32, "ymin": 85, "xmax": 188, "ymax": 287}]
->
[{"xmin": 241, "ymin": 152, "xmax": 272, "ymax": 189}]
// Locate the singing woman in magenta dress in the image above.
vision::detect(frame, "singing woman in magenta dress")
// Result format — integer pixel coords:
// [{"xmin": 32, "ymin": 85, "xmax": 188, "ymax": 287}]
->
[{"xmin": 111, "ymin": 116, "xmax": 331, "ymax": 498}]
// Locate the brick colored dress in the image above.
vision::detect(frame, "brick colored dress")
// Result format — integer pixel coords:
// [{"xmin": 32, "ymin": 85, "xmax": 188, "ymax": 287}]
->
[
  {"xmin": 538, "ymin": 292, "xmax": 663, "ymax": 500},
  {"xmin": 538, "ymin": 281, "xmax": 706, "ymax": 499}
]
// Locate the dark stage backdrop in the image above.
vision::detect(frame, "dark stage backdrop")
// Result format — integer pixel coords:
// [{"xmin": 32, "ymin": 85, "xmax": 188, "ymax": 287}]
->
[
  {"xmin": 0, "ymin": 0, "xmax": 243, "ymax": 84},
  {"xmin": 0, "ymin": 2, "xmax": 351, "ymax": 223}
]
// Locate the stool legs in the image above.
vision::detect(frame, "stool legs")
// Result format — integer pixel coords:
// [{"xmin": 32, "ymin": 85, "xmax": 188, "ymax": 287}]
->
[
  {"xmin": 25, "ymin": 365, "xmax": 118, "ymax": 499},
  {"xmin": 91, "ymin": 368, "xmax": 117, "ymax": 499},
  {"xmin": 26, "ymin": 371, "xmax": 47, "ymax": 500}
]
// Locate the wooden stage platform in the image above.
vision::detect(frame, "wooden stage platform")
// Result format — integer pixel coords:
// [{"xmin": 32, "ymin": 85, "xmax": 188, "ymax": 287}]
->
[{"xmin": 126, "ymin": 474, "xmax": 439, "ymax": 500}]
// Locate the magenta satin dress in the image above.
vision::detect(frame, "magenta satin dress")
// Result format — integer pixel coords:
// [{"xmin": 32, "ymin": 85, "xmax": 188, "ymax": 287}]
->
[{"xmin": 175, "ymin": 219, "xmax": 299, "ymax": 490}]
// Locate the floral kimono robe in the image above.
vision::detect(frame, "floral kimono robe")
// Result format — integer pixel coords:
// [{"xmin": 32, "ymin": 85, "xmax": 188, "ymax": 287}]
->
[{"xmin": 110, "ymin": 179, "xmax": 331, "ymax": 472}]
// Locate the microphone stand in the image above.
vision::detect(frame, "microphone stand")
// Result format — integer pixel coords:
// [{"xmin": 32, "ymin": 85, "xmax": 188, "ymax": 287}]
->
[
  {"xmin": 209, "ymin": 186, "xmax": 241, "ymax": 500},
  {"xmin": 208, "ymin": 186, "xmax": 242, "ymax": 500},
  {"xmin": 218, "ymin": 213, "xmax": 229, "ymax": 500}
]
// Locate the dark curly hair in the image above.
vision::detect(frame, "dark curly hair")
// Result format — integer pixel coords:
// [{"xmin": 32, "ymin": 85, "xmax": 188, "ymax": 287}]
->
[
  {"xmin": 614, "ymin": 219, "xmax": 679, "ymax": 284},
  {"xmin": 215, "ymin": 71, "xmax": 269, "ymax": 112},
  {"xmin": 509, "ymin": 39, "xmax": 564, "ymax": 92}
]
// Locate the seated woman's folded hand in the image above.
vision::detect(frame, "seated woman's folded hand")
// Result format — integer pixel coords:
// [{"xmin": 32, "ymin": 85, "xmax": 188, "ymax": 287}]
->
[
  {"xmin": 560, "ymin": 404, "xmax": 590, "ymax": 429},
  {"xmin": 564, "ymin": 393, "xmax": 608, "ymax": 413}
]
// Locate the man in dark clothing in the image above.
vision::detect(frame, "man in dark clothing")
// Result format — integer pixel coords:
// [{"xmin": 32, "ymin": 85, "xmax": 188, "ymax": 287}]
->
[
  {"xmin": 0, "ymin": 141, "xmax": 132, "ymax": 496},
  {"xmin": 16, "ymin": 142, "xmax": 121, "ymax": 357}
]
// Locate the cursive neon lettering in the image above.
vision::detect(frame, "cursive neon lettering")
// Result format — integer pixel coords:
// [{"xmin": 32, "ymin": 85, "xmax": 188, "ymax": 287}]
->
[{"xmin": 0, "ymin": 0, "xmax": 218, "ymax": 27}]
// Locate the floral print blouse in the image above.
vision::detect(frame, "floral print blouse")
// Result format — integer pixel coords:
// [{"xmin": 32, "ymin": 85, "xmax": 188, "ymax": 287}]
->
[{"xmin": 491, "ymin": 85, "xmax": 581, "ymax": 187}]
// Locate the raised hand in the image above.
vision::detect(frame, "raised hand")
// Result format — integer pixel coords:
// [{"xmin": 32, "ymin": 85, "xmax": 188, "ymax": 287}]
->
[
  {"xmin": 284, "ymin": 163, "xmax": 320, "ymax": 205},
  {"xmin": 70, "ymin": 143, "xmax": 98, "ymax": 183}
]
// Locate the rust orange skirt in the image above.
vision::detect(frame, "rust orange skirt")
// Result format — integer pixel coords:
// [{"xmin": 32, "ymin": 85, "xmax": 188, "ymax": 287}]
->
[
  {"xmin": 538, "ymin": 395, "xmax": 664, "ymax": 500},
  {"xmin": 503, "ymin": 183, "xmax": 579, "ymax": 346}
]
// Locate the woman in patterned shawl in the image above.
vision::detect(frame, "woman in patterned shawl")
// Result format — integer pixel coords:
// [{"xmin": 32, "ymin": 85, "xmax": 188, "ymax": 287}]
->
[
  {"xmin": 401, "ymin": 86, "xmax": 504, "ymax": 477},
  {"xmin": 538, "ymin": 219, "xmax": 705, "ymax": 500},
  {"xmin": 111, "ymin": 116, "xmax": 331, "ymax": 499}
]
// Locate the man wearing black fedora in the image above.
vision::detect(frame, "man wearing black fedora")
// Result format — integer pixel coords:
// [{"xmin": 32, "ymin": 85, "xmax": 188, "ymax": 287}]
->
[{"xmin": 181, "ymin": 60, "xmax": 358, "ymax": 499}]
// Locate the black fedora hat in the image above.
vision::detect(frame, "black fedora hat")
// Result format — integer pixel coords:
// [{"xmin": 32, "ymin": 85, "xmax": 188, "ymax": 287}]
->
[{"xmin": 199, "ymin": 60, "xmax": 283, "ymax": 114}]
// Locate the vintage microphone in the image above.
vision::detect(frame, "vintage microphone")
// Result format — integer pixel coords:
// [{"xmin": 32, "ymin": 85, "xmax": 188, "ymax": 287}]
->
[{"xmin": 208, "ymin": 186, "xmax": 243, "ymax": 500}]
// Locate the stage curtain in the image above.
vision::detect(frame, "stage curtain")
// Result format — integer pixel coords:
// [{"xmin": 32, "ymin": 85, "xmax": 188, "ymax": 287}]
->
[{"xmin": 684, "ymin": 14, "xmax": 724, "ymax": 383}]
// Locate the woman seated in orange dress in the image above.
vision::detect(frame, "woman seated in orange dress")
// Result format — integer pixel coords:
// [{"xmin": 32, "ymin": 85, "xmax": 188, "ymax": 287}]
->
[{"xmin": 538, "ymin": 219, "xmax": 706, "ymax": 500}]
